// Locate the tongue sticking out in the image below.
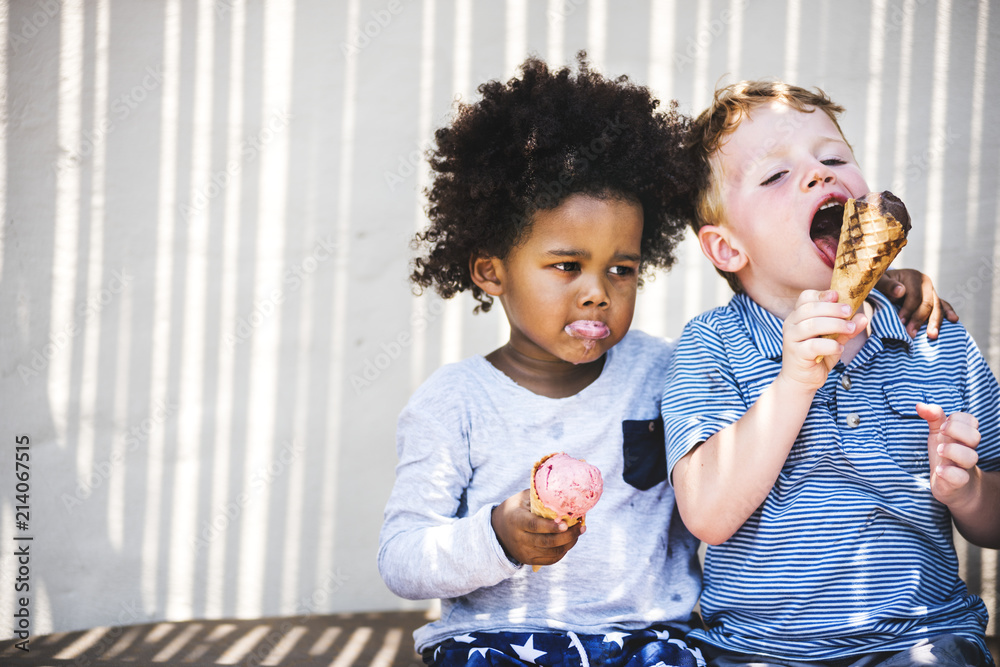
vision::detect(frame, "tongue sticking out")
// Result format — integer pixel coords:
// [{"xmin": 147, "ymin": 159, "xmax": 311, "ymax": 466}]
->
[
  {"xmin": 811, "ymin": 202, "xmax": 845, "ymax": 268},
  {"xmin": 565, "ymin": 320, "xmax": 610, "ymax": 340},
  {"xmin": 814, "ymin": 236, "xmax": 839, "ymax": 268},
  {"xmin": 564, "ymin": 320, "xmax": 610, "ymax": 353}
]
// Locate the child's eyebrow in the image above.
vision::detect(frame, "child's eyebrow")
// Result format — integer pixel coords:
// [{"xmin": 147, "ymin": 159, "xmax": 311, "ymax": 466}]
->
[
  {"xmin": 818, "ymin": 134, "xmax": 849, "ymax": 145},
  {"xmin": 546, "ymin": 249, "xmax": 641, "ymax": 262},
  {"xmin": 546, "ymin": 248, "xmax": 588, "ymax": 258},
  {"xmin": 751, "ymin": 134, "xmax": 848, "ymax": 162}
]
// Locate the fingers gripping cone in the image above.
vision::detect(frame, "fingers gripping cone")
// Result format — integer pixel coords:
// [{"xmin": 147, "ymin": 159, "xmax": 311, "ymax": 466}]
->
[{"xmin": 816, "ymin": 191, "xmax": 910, "ymax": 363}]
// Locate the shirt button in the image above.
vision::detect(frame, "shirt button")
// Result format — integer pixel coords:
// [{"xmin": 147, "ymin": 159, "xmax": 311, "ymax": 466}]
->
[
  {"xmin": 846, "ymin": 412, "xmax": 861, "ymax": 428},
  {"xmin": 841, "ymin": 375, "xmax": 852, "ymax": 390}
]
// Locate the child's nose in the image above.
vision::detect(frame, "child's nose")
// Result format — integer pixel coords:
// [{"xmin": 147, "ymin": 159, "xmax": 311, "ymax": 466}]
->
[
  {"xmin": 803, "ymin": 163, "xmax": 836, "ymax": 190},
  {"xmin": 579, "ymin": 277, "xmax": 610, "ymax": 308}
]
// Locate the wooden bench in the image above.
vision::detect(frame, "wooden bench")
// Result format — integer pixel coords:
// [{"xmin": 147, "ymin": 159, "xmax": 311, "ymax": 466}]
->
[
  {"xmin": 2, "ymin": 611, "xmax": 995, "ymax": 666},
  {"xmin": 0, "ymin": 611, "xmax": 427, "ymax": 667}
]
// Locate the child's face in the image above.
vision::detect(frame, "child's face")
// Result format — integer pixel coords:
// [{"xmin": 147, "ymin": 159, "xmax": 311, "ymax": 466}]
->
[
  {"xmin": 495, "ymin": 193, "xmax": 643, "ymax": 366},
  {"xmin": 713, "ymin": 101, "xmax": 870, "ymax": 310}
]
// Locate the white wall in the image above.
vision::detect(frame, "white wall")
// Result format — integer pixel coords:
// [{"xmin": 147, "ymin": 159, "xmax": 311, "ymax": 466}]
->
[{"xmin": 1, "ymin": 0, "xmax": 998, "ymax": 639}]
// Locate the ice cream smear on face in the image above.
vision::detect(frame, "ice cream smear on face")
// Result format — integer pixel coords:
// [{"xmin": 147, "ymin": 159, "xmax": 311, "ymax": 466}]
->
[
  {"xmin": 532, "ymin": 453, "xmax": 604, "ymax": 519},
  {"xmin": 564, "ymin": 320, "xmax": 610, "ymax": 352}
]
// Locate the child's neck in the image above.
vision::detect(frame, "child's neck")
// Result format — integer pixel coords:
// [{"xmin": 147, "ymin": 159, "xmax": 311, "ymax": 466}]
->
[
  {"xmin": 837, "ymin": 301, "xmax": 872, "ymax": 367},
  {"xmin": 742, "ymin": 284, "xmax": 872, "ymax": 367},
  {"xmin": 486, "ymin": 344, "xmax": 607, "ymax": 399}
]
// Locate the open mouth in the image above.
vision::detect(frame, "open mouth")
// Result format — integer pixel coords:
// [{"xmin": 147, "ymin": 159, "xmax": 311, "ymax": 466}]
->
[{"xmin": 810, "ymin": 197, "xmax": 845, "ymax": 268}]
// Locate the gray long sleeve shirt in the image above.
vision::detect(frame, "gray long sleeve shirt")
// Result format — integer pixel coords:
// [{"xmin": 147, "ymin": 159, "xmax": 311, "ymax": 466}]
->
[{"xmin": 377, "ymin": 330, "xmax": 702, "ymax": 652}]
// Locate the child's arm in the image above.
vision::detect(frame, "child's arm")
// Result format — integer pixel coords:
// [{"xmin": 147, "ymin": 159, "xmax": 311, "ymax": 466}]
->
[
  {"xmin": 880, "ymin": 268, "xmax": 959, "ymax": 339},
  {"xmin": 378, "ymin": 408, "xmax": 530, "ymax": 599},
  {"xmin": 670, "ymin": 290, "xmax": 867, "ymax": 545},
  {"xmin": 916, "ymin": 403, "xmax": 1000, "ymax": 548}
]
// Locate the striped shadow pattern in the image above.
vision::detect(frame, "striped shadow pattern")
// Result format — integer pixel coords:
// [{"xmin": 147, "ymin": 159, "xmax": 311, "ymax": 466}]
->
[{"xmin": 0, "ymin": 611, "xmax": 427, "ymax": 667}]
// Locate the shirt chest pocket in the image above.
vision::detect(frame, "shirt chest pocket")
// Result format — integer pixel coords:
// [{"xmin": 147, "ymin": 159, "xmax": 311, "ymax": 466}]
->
[
  {"xmin": 882, "ymin": 381, "xmax": 964, "ymax": 474},
  {"xmin": 622, "ymin": 417, "xmax": 666, "ymax": 490}
]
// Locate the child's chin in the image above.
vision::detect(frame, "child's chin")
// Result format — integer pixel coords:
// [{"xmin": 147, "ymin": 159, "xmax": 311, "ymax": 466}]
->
[
  {"xmin": 565, "ymin": 341, "xmax": 612, "ymax": 365},
  {"xmin": 809, "ymin": 265, "xmax": 835, "ymax": 287}
]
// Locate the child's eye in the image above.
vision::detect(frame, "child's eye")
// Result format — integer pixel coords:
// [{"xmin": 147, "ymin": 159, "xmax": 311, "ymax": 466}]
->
[
  {"xmin": 609, "ymin": 265, "xmax": 636, "ymax": 277},
  {"xmin": 822, "ymin": 158, "xmax": 847, "ymax": 166},
  {"xmin": 553, "ymin": 262, "xmax": 580, "ymax": 272},
  {"xmin": 760, "ymin": 171, "xmax": 786, "ymax": 186}
]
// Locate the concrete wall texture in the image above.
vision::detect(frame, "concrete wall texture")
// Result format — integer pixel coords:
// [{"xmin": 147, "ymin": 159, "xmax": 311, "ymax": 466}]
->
[{"xmin": 1, "ymin": 0, "xmax": 998, "ymax": 640}]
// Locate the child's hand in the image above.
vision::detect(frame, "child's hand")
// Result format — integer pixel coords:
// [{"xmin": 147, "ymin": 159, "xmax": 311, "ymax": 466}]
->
[
  {"xmin": 490, "ymin": 489, "xmax": 584, "ymax": 568},
  {"xmin": 916, "ymin": 403, "xmax": 982, "ymax": 508},
  {"xmin": 880, "ymin": 269, "xmax": 959, "ymax": 339},
  {"xmin": 780, "ymin": 290, "xmax": 867, "ymax": 390}
]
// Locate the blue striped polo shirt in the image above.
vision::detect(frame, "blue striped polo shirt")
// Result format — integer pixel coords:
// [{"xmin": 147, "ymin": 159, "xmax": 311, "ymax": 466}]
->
[{"xmin": 662, "ymin": 289, "xmax": 1000, "ymax": 662}]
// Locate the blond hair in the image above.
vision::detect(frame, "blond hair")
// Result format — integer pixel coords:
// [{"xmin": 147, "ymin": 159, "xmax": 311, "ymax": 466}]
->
[{"xmin": 691, "ymin": 81, "xmax": 850, "ymax": 293}]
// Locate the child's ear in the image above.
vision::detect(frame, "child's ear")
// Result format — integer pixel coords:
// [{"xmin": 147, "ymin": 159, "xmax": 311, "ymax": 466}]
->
[
  {"xmin": 697, "ymin": 225, "xmax": 747, "ymax": 273},
  {"xmin": 469, "ymin": 254, "xmax": 505, "ymax": 296}
]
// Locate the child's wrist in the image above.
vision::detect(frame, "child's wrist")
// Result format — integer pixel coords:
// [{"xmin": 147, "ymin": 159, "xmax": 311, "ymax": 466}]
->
[
  {"xmin": 941, "ymin": 465, "xmax": 982, "ymax": 512},
  {"xmin": 774, "ymin": 368, "xmax": 824, "ymax": 395},
  {"xmin": 489, "ymin": 504, "xmax": 514, "ymax": 560}
]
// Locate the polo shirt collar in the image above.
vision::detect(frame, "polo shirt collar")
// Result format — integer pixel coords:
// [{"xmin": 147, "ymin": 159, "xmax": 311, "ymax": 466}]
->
[
  {"xmin": 730, "ymin": 288, "xmax": 913, "ymax": 360},
  {"xmin": 866, "ymin": 288, "xmax": 913, "ymax": 348},
  {"xmin": 730, "ymin": 293, "xmax": 785, "ymax": 359}
]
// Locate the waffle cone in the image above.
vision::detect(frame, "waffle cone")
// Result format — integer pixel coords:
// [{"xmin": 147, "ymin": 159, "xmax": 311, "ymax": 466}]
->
[
  {"xmin": 816, "ymin": 192, "xmax": 909, "ymax": 362},
  {"xmin": 529, "ymin": 452, "xmax": 583, "ymax": 572},
  {"xmin": 829, "ymin": 196, "xmax": 908, "ymax": 314}
]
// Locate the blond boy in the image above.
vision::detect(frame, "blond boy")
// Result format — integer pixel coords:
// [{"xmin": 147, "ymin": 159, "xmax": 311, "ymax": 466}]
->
[{"xmin": 662, "ymin": 81, "xmax": 1000, "ymax": 667}]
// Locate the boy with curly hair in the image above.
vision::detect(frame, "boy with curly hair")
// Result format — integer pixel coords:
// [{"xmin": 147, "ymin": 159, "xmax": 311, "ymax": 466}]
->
[
  {"xmin": 378, "ymin": 57, "xmax": 949, "ymax": 667},
  {"xmin": 663, "ymin": 80, "xmax": 999, "ymax": 667},
  {"xmin": 378, "ymin": 53, "xmax": 706, "ymax": 667}
]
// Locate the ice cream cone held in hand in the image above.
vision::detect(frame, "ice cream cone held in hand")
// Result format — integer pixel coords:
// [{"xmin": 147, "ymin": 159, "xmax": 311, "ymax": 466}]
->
[
  {"xmin": 816, "ymin": 191, "xmax": 911, "ymax": 363},
  {"xmin": 829, "ymin": 191, "xmax": 910, "ymax": 313},
  {"xmin": 529, "ymin": 452, "xmax": 603, "ymax": 571}
]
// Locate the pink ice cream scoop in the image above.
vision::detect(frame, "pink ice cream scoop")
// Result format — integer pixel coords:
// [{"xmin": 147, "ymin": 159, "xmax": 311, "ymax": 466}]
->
[{"xmin": 530, "ymin": 453, "xmax": 604, "ymax": 520}]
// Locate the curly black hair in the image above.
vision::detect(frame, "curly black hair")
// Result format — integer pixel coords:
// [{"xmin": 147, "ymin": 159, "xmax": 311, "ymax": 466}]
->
[{"xmin": 411, "ymin": 52, "xmax": 704, "ymax": 313}]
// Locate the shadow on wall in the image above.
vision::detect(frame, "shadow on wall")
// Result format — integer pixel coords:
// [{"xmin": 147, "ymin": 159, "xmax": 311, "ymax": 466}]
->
[{"xmin": 1, "ymin": 0, "xmax": 998, "ymax": 640}]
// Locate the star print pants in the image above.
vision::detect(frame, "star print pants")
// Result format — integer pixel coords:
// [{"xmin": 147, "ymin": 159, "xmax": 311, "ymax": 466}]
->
[
  {"xmin": 423, "ymin": 625, "xmax": 706, "ymax": 667},
  {"xmin": 698, "ymin": 633, "xmax": 992, "ymax": 667}
]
